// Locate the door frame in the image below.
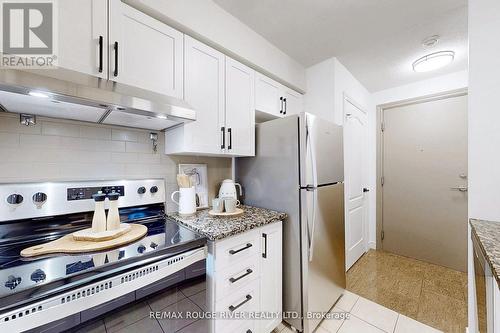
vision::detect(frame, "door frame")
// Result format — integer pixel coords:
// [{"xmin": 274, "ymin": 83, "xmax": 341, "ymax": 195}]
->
[
  {"xmin": 343, "ymin": 93, "xmax": 369, "ymax": 269},
  {"xmin": 375, "ymin": 88, "xmax": 468, "ymax": 249}
]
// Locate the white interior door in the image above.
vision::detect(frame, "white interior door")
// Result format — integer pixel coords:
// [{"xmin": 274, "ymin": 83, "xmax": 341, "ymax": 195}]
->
[{"xmin": 344, "ymin": 98, "xmax": 368, "ymax": 270}]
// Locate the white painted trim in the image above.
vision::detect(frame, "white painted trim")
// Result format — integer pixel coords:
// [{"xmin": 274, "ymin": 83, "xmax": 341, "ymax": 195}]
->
[{"xmin": 368, "ymin": 241, "xmax": 376, "ymax": 250}]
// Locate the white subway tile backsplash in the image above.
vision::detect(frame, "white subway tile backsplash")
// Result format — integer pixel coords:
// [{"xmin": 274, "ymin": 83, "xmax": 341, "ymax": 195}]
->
[
  {"xmin": 20, "ymin": 134, "xmax": 60, "ymax": 146},
  {"xmin": 80, "ymin": 125, "xmax": 112, "ymax": 140},
  {"xmin": 0, "ymin": 132, "xmax": 19, "ymax": 147},
  {"xmin": 111, "ymin": 152, "xmax": 139, "ymax": 164},
  {"xmin": 0, "ymin": 113, "xmax": 230, "ymax": 196},
  {"xmin": 136, "ymin": 153, "xmax": 161, "ymax": 164},
  {"xmin": 125, "ymin": 141, "xmax": 152, "ymax": 154},
  {"xmin": 0, "ymin": 116, "xmax": 41, "ymax": 134},
  {"xmin": 112, "ymin": 129, "xmax": 139, "ymax": 142},
  {"xmin": 42, "ymin": 122, "xmax": 80, "ymax": 137},
  {"xmin": 60, "ymin": 137, "xmax": 126, "ymax": 152}
]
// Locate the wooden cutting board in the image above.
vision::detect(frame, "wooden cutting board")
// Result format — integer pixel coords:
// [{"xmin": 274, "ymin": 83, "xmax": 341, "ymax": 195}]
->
[
  {"xmin": 21, "ymin": 224, "xmax": 148, "ymax": 257},
  {"xmin": 208, "ymin": 208, "xmax": 244, "ymax": 217}
]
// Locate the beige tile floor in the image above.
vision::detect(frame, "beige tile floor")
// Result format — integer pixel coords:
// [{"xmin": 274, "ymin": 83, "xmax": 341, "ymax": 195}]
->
[
  {"xmin": 346, "ymin": 250, "xmax": 468, "ymax": 333},
  {"xmin": 273, "ymin": 290, "xmax": 442, "ymax": 333}
]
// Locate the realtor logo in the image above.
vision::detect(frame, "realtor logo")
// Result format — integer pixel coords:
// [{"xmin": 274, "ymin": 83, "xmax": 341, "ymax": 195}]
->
[{"xmin": 1, "ymin": 1, "xmax": 57, "ymax": 67}]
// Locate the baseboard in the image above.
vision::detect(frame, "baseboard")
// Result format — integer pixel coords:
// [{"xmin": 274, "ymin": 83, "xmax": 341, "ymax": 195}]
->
[{"xmin": 368, "ymin": 241, "xmax": 376, "ymax": 250}]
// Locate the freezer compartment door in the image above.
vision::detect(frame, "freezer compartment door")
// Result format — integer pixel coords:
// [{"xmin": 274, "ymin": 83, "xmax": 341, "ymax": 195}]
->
[
  {"xmin": 300, "ymin": 113, "xmax": 344, "ymax": 187},
  {"xmin": 302, "ymin": 182, "xmax": 346, "ymax": 333}
]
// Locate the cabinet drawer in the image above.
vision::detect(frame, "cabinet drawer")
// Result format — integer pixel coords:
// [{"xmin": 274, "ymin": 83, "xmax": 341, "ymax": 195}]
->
[
  {"xmin": 216, "ymin": 256, "xmax": 260, "ymax": 301},
  {"xmin": 214, "ymin": 230, "xmax": 260, "ymax": 272},
  {"xmin": 215, "ymin": 279, "xmax": 260, "ymax": 333},
  {"xmin": 218, "ymin": 319, "xmax": 257, "ymax": 333}
]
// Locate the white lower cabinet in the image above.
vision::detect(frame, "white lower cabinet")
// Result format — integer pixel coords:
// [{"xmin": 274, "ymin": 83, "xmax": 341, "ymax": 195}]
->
[{"xmin": 207, "ymin": 222, "xmax": 283, "ymax": 333}]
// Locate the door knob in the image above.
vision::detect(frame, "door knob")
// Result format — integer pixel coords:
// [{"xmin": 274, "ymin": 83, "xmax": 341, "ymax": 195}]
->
[{"xmin": 450, "ymin": 186, "xmax": 468, "ymax": 192}]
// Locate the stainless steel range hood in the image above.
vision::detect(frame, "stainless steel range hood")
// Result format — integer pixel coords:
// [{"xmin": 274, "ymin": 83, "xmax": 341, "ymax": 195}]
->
[{"xmin": 0, "ymin": 69, "xmax": 195, "ymax": 130}]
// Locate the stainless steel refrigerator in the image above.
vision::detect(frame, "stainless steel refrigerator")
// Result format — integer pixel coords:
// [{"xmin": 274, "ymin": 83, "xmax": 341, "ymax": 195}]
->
[{"xmin": 236, "ymin": 112, "xmax": 345, "ymax": 333}]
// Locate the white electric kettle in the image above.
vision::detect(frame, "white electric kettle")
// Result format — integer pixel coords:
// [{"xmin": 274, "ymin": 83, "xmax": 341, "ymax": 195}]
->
[{"xmin": 218, "ymin": 179, "xmax": 242, "ymax": 199}]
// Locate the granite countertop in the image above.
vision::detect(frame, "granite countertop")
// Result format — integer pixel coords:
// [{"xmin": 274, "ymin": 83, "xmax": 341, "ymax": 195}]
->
[
  {"xmin": 167, "ymin": 205, "xmax": 286, "ymax": 241},
  {"xmin": 470, "ymin": 219, "xmax": 500, "ymax": 288}
]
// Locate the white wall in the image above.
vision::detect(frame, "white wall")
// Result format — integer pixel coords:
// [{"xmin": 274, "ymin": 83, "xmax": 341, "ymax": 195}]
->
[
  {"xmin": 304, "ymin": 58, "xmax": 336, "ymax": 123},
  {"xmin": 468, "ymin": 0, "xmax": 500, "ymax": 331},
  {"xmin": 373, "ymin": 70, "xmax": 468, "ymax": 106},
  {"xmin": 125, "ymin": 0, "xmax": 306, "ymax": 92},
  {"xmin": 305, "ymin": 57, "xmax": 375, "ymax": 249}
]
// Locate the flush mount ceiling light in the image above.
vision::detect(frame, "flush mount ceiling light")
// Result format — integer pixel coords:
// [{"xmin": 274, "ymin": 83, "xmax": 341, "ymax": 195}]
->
[{"xmin": 412, "ymin": 51, "xmax": 455, "ymax": 72}]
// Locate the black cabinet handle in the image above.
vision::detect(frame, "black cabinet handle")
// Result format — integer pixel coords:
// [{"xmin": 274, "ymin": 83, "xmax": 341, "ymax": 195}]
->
[
  {"xmin": 262, "ymin": 233, "xmax": 267, "ymax": 258},
  {"xmin": 228, "ymin": 128, "xmax": 232, "ymax": 150},
  {"xmin": 221, "ymin": 127, "xmax": 225, "ymax": 149},
  {"xmin": 363, "ymin": 188, "xmax": 370, "ymax": 192},
  {"xmin": 283, "ymin": 98, "xmax": 287, "ymax": 115},
  {"xmin": 246, "ymin": 330, "xmax": 252, "ymax": 333},
  {"xmin": 279, "ymin": 97, "xmax": 283, "ymax": 114},
  {"xmin": 98, "ymin": 36, "xmax": 103, "ymax": 73},
  {"xmin": 229, "ymin": 269, "xmax": 253, "ymax": 283},
  {"xmin": 113, "ymin": 41, "xmax": 119, "ymax": 77},
  {"xmin": 229, "ymin": 243, "xmax": 252, "ymax": 255},
  {"xmin": 228, "ymin": 295, "xmax": 252, "ymax": 312}
]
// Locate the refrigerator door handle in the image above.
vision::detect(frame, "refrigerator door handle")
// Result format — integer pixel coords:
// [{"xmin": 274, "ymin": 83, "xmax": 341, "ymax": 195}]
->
[
  {"xmin": 306, "ymin": 117, "xmax": 319, "ymax": 262},
  {"xmin": 307, "ymin": 116, "xmax": 319, "ymax": 188},
  {"xmin": 308, "ymin": 187, "xmax": 318, "ymax": 262}
]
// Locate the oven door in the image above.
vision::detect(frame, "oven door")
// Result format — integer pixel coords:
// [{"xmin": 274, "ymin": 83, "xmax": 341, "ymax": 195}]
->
[{"xmin": 0, "ymin": 247, "xmax": 206, "ymax": 332}]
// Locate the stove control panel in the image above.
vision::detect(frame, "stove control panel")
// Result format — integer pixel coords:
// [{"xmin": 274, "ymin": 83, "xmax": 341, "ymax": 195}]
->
[
  {"xmin": 5, "ymin": 275, "xmax": 22, "ymax": 290},
  {"xmin": 0, "ymin": 179, "xmax": 165, "ymax": 222},
  {"xmin": 67, "ymin": 186, "xmax": 125, "ymax": 201},
  {"xmin": 6, "ymin": 194, "xmax": 23, "ymax": 205},
  {"xmin": 30, "ymin": 269, "xmax": 46, "ymax": 283}
]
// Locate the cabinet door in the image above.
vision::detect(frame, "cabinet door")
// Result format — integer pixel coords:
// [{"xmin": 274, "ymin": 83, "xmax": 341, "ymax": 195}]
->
[
  {"xmin": 183, "ymin": 36, "xmax": 225, "ymax": 154},
  {"xmin": 57, "ymin": 0, "xmax": 107, "ymax": 78},
  {"xmin": 260, "ymin": 222, "xmax": 283, "ymax": 333},
  {"xmin": 255, "ymin": 73, "xmax": 283, "ymax": 117},
  {"xmin": 283, "ymin": 88, "xmax": 303, "ymax": 116},
  {"xmin": 109, "ymin": 0, "xmax": 183, "ymax": 98},
  {"xmin": 225, "ymin": 57, "xmax": 255, "ymax": 157}
]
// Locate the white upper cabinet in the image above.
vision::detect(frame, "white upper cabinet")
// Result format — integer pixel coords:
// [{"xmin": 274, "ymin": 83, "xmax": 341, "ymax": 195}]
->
[
  {"xmin": 57, "ymin": 0, "xmax": 108, "ymax": 78},
  {"xmin": 225, "ymin": 58, "xmax": 255, "ymax": 156},
  {"xmin": 255, "ymin": 73, "xmax": 283, "ymax": 117},
  {"xmin": 255, "ymin": 73, "xmax": 303, "ymax": 119},
  {"xmin": 165, "ymin": 36, "xmax": 225, "ymax": 155},
  {"xmin": 283, "ymin": 87, "xmax": 303, "ymax": 115},
  {"xmin": 166, "ymin": 38, "xmax": 256, "ymax": 157},
  {"xmin": 108, "ymin": 0, "xmax": 184, "ymax": 98}
]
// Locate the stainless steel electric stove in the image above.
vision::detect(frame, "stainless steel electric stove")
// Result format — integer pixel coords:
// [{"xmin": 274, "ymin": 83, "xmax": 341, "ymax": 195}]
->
[{"xmin": 0, "ymin": 179, "xmax": 207, "ymax": 332}]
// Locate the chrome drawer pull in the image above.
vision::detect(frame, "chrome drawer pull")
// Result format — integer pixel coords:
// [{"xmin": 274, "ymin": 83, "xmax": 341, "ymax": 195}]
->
[
  {"xmin": 228, "ymin": 294, "xmax": 252, "ymax": 312},
  {"xmin": 229, "ymin": 243, "xmax": 252, "ymax": 255},
  {"xmin": 229, "ymin": 269, "xmax": 253, "ymax": 283}
]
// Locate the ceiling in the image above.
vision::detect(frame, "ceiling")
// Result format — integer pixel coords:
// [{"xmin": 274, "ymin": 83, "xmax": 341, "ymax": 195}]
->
[{"xmin": 213, "ymin": 0, "xmax": 468, "ymax": 92}]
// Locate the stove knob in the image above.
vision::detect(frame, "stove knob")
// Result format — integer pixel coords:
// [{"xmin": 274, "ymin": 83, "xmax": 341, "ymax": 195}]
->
[
  {"xmin": 5, "ymin": 275, "xmax": 22, "ymax": 290},
  {"xmin": 137, "ymin": 187, "xmax": 146, "ymax": 195},
  {"xmin": 30, "ymin": 269, "xmax": 46, "ymax": 283},
  {"xmin": 150, "ymin": 186, "xmax": 158, "ymax": 194},
  {"xmin": 137, "ymin": 245, "xmax": 146, "ymax": 254},
  {"xmin": 32, "ymin": 192, "xmax": 47, "ymax": 204},
  {"xmin": 6, "ymin": 194, "xmax": 23, "ymax": 205},
  {"xmin": 150, "ymin": 242, "xmax": 158, "ymax": 249}
]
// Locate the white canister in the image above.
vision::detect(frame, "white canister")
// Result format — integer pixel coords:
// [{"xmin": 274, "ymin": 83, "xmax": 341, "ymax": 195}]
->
[
  {"xmin": 91, "ymin": 193, "xmax": 107, "ymax": 233},
  {"xmin": 171, "ymin": 187, "xmax": 196, "ymax": 216},
  {"xmin": 106, "ymin": 192, "xmax": 120, "ymax": 231}
]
